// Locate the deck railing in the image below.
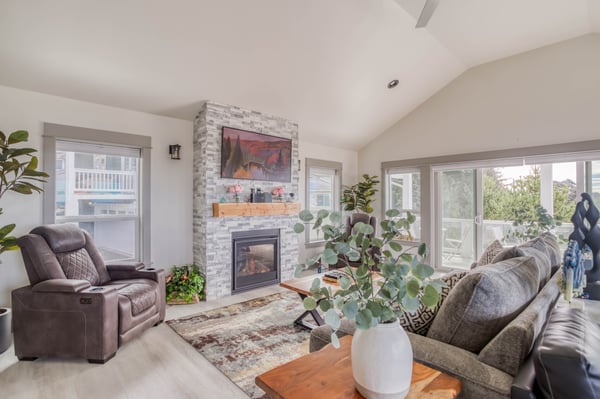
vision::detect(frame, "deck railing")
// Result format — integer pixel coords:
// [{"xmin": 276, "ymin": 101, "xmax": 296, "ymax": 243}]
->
[{"xmin": 74, "ymin": 169, "xmax": 137, "ymax": 193}]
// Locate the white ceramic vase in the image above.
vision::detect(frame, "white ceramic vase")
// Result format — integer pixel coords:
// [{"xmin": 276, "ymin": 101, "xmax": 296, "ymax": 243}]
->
[{"xmin": 351, "ymin": 320, "xmax": 413, "ymax": 399}]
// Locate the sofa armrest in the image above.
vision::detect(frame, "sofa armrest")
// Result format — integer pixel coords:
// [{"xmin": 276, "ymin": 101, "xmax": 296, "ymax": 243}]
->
[
  {"xmin": 511, "ymin": 355, "xmax": 540, "ymax": 399},
  {"xmin": 32, "ymin": 279, "xmax": 91, "ymax": 293},
  {"xmin": 408, "ymin": 332, "xmax": 513, "ymax": 399},
  {"xmin": 106, "ymin": 262, "xmax": 145, "ymax": 272},
  {"xmin": 107, "ymin": 266, "xmax": 164, "ymax": 283}
]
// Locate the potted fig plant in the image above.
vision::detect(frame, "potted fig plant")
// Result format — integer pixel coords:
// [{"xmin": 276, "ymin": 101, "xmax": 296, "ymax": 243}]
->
[
  {"xmin": 0, "ymin": 129, "xmax": 49, "ymax": 354},
  {"xmin": 294, "ymin": 208, "xmax": 442, "ymax": 399},
  {"xmin": 165, "ymin": 264, "xmax": 206, "ymax": 304},
  {"xmin": 341, "ymin": 174, "xmax": 380, "ymax": 214}
]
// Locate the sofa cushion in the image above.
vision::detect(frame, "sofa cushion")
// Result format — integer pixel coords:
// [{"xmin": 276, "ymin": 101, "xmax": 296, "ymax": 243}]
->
[
  {"xmin": 538, "ymin": 232, "xmax": 562, "ymax": 273},
  {"xmin": 399, "ymin": 271, "xmax": 467, "ymax": 335},
  {"xmin": 472, "ymin": 240, "xmax": 504, "ymax": 269},
  {"xmin": 515, "ymin": 240, "xmax": 551, "ymax": 290},
  {"xmin": 427, "ymin": 256, "xmax": 540, "ymax": 353},
  {"xmin": 55, "ymin": 248, "xmax": 101, "ymax": 285},
  {"xmin": 478, "ymin": 271, "xmax": 561, "ymax": 376},
  {"xmin": 491, "ymin": 246, "xmax": 519, "ymax": 263},
  {"xmin": 534, "ymin": 306, "xmax": 600, "ymax": 399}
]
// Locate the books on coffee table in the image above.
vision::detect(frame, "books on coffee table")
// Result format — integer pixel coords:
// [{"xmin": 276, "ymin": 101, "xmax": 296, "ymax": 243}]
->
[{"xmin": 322, "ymin": 270, "xmax": 346, "ymax": 284}]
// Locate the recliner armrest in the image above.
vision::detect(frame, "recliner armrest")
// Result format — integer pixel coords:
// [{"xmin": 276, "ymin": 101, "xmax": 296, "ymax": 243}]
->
[
  {"xmin": 32, "ymin": 279, "xmax": 91, "ymax": 293},
  {"xmin": 106, "ymin": 262, "xmax": 145, "ymax": 272}
]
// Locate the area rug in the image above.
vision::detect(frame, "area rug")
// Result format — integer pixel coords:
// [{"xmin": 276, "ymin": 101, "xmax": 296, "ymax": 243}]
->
[{"xmin": 166, "ymin": 291, "xmax": 311, "ymax": 398}]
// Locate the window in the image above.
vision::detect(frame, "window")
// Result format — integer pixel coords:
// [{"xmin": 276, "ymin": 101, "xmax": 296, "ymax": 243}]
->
[
  {"xmin": 43, "ymin": 123, "xmax": 151, "ymax": 263},
  {"xmin": 382, "ymin": 140, "xmax": 600, "ymax": 270},
  {"xmin": 305, "ymin": 158, "xmax": 342, "ymax": 245},
  {"xmin": 386, "ymin": 169, "xmax": 421, "ymax": 240}
]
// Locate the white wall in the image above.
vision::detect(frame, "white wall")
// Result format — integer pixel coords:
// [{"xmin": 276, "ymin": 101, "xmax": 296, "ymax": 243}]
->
[
  {"xmin": 298, "ymin": 140, "xmax": 358, "ymax": 262},
  {"xmin": 0, "ymin": 85, "xmax": 193, "ymax": 307},
  {"xmin": 359, "ymin": 33, "xmax": 600, "ymax": 216}
]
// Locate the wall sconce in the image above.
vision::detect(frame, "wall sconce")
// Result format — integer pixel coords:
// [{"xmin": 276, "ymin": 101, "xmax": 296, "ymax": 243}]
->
[{"xmin": 169, "ymin": 144, "xmax": 181, "ymax": 160}]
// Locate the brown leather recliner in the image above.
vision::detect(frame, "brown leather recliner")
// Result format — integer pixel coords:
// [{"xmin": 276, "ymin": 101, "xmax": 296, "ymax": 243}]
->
[{"xmin": 12, "ymin": 224, "xmax": 165, "ymax": 363}]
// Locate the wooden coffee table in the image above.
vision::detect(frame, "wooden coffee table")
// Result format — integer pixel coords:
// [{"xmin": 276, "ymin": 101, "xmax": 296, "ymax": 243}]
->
[
  {"xmin": 256, "ymin": 335, "xmax": 461, "ymax": 399},
  {"xmin": 280, "ymin": 273, "xmax": 341, "ymax": 330}
]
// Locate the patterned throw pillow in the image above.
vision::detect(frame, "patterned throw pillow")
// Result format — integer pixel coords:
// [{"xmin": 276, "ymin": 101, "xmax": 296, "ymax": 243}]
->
[
  {"xmin": 399, "ymin": 270, "xmax": 468, "ymax": 335},
  {"xmin": 472, "ymin": 239, "xmax": 504, "ymax": 268}
]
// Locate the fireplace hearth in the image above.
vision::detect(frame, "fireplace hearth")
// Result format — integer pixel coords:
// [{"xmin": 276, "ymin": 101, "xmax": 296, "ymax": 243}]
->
[{"xmin": 231, "ymin": 229, "xmax": 280, "ymax": 294}]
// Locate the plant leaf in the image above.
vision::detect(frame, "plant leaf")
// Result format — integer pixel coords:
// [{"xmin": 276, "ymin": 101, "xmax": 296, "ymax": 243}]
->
[
  {"xmin": 355, "ymin": 309, "xmax": 373, "ymax": 330},
  {"xmin": 342, "ymin": 299, "xmax": 359, "ymax": 319},
  {"xmin": 303, "ymin": 296, "xmax": 317, "ymax": 310},
  {"xmin": 389, "ymin": 241, "xmax": 403, "ymax": 252},
  {"xmin": 7, "ymin": 130, "xmax": 28, "ymax": 144},
  {"xmin": 0, "ymin": 224, "xmax": 15, "ymax": 240},
  {"xmin": 321, "ymin": 248, "xmax": 338, "ymax": 265},
  {"xmin": 329, "ymin": 211, "xmax": 342, "ymax": 224},
  {"xmin": 406, "ymin": 278, "xmax": 420, "ymax": 297},
  {"xmin": 330, "ymin": 332, "xmax": 340, "ymax": 349},
  {"xmin": 325, "ymin": 309, "xmax": 341, "ymax": 330},
  {"xmin": 385, "ymin": 209, "xmax": 401, "ymax": 218},
  {"xmin": 421, "ymin": 284, "xmax": 440, "ymax": 308},
  {"xmin": 293, "ymin": 222, "xmax": 305, "ymax": 233},
  {"xmin": 299, "ymin": 210, "xmax": 314, "ymax": 222},
  {"xmin": 317, "ymin": 209, "xmax": 329, "ymax": 219}
]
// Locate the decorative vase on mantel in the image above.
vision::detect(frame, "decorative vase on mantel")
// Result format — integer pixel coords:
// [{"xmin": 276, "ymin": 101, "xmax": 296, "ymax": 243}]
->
[{"xmin": 351, "ymin": 320, "xmax": 413, "ymax": 399}]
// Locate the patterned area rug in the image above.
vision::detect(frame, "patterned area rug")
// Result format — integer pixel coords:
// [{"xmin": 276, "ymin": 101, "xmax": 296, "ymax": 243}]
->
[{"xmin": 166, "ymin": 291, "xmax": 311, "ymax": 398}]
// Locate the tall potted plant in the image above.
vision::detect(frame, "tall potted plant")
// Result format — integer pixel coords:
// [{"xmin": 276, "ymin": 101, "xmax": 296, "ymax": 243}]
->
[
  {"xmin": 294, "ymin": 209, "xmax": 442, "ymax": 399},
  {"xmin": 0, "ymin": 129, "xmax": 49, "ymax": 354},
  {"xmin": 341, "ymin": 174, "xmax": 380, "ymax": 214}
]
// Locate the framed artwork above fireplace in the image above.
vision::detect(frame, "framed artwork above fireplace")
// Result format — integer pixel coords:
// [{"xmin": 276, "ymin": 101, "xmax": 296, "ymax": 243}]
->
[{"xmin": 221, "ymin": 126, "xmax": 292, "ymax": 182}]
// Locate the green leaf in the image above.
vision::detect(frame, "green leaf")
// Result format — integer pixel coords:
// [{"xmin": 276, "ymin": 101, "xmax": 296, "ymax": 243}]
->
[
  {"xmin": 299, "ymin": 210, "xmax": 314, "ymax": 222},
  {"xmin": 385, "ymin": 209, "xmax": 401, "ymax": 218},
  {"xmin": 406, "ymin": 278, "xmax": 420, "ymax": 297},
  {"xmin": 313, "ymin": 217, "xmax": 323, "ymax": 230},
  {"xmin": 366, "ymin": 300, "xmax": 383, "ymax": 317},
  {"xmin": 303, "ymin": 296, "xmax": 317, "ymax": 310},
  {"xmin": 354, "ymin": 222, "xmax": 374, "ymax": 235},
  {"xmin": 330, "ymin": 332, "xmax": 340, "ymax": 349},
  {"xmin": 310, "ymin": 278, "xmax": 321, "ymax": 294},
  {"xmin": 319, "ymin": 299, "xmax": 332, "ymax": 312},
  {"xmin": 401, "ymin": 295, "xmax": 420, "ymax": 313},
  {"xmin": 293, "ymin": 222, "xmax": 305, "ymax": 233},
  {"xmin": 321, "ymin": 248, "xmax": 338, "ymax": 265},
  {"xmin": 329, "ymin": 211, "xmax": 342, "ymax": 224},
  {"xmin": 421, "ymin": 285, "xmax": 440, "ymax": 308},
  {"xmin": 7, "ymin": 130, "xmax": 28, "ymax": 144},
  {"xmin": 317, "ymin": 209, "xmax": 329, "ymax": 219},
  {"xmin": 413, "ymin": 263, "xmax": 434, "ymax": 280},
  {"xmin": 406, "ymin": 212, "xmax": 416, "ymax": 224},
  {"xmin": 389, "ymin": 241, "xmax": 403, "ymax": 252},
  {"xmin": 342, "ymin": 299, "xmax": 359, "ymax": 319},
  {"xmin": 0, "ymin": 224, "xmax": 15, "ymax": 240},
  {"xmin": 0, "ymin": 130, "xmax": 5, "ymax": 144},
  {"xmin": 355, "ymin": 309, "xmax": 373, "ymax": 330},
  {"xmin": 325, "ymin": 309, "xmax": 341, "ymax": 330},
  {"xmin": 10, "ymin": 184, "xmax": 33, "ymax": 194},
  {"xmin": 418, "ymin": 243, "xmax": 427, "ymax": 256},
  {"xmin": 339, "ymin": 275, "xmax": 351, "ymax": 290},
  {"xmin": 335, "ymin": 242, "xmax": 351, "ymax": 255}
]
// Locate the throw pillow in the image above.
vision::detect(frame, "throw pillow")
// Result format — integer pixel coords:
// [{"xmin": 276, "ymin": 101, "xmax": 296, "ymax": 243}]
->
[
  {"xmin": 426, "ymin": 256, "xmax": 540, "ymax": 353},
  {"xmin": 399, "ymin": 271, "xmax": 468, "ymax": 336},
  {"xmin": 472, "ymin": 239, "xmax": 504, "ymax": 268},
  {"xmin": 491, "ymin": 245, "xmax": 519, "ymax": 263},
  {"xmin": 516, "ymin": 238, "xmax": 552, "ymax": 289}
]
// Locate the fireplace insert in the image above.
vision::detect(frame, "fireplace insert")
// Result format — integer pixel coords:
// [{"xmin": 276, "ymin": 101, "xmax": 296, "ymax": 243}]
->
[{"xmin": 231, "ymin": 229, "xmax": 280, "ymax": 294}]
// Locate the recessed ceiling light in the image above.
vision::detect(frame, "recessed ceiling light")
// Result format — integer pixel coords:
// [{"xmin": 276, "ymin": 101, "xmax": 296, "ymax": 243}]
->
[{"xmin": 387, "ymin": 79, "xmax": 399, "ymax": 89}]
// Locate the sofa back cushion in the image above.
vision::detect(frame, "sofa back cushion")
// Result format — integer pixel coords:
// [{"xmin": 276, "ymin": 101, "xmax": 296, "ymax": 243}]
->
[
  {"xmin": 427, "ymin": 256, "xmax": 540, "ymax": 353},
  {"xmin": 478, "ymin": 271, "xmax": 561, "ymax": 376},
  {"xmin": 515, "ymin": 239, "xmax": 552, "ymax": 290},
  {"xmin": 56, "ymin": 247, "xmax": 101, "ymax": 285}
]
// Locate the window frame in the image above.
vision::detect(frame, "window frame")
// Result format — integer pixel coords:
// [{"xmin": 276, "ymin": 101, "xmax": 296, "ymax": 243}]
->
[
  {"xmin": 304, "ymin": 158, "xmax": 342, "ymax": 247},
  {"xmin": 43, "ymin": 123, "xmax": 152, "ymax": 264}
]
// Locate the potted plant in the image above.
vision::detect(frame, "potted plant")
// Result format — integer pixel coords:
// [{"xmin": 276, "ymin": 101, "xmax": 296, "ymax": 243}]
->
[
  {"xmin": 341, "ymin": 174, "xmax": 380, "ymax": 214},
  {"xmin": 294, "ymin": 209, "xmax": 442, "ymax": 399},
  {"xmin": 0, "ymin": 129, "xmax": 49, "ymax": 354},
  {"xmin": 165, "ymin": 264, "xmax": 206, "ymax": 304}
]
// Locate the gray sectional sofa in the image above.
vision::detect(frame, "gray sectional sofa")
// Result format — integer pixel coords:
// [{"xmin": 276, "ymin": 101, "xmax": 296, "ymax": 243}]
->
[{"xmin": 310, "ymin": 233, "xmax": 569, "ymax": 399}]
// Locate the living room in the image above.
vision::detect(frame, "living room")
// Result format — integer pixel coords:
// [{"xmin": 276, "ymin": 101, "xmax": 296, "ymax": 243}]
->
[{"xmin": 1, "ymin": 1, "xmax": 600, "ymax": 398}]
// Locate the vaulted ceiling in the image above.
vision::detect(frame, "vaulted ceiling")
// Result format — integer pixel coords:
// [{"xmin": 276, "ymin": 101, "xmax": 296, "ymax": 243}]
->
[{"xmin": 0, "ymin": 0, "xmax": 598, "ymax": 150}]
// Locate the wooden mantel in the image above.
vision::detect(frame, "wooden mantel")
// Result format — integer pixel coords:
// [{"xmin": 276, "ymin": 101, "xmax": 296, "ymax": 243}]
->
[{"xmin": 212, "ymin": 202, "xmax": 301, "ymax": 217}]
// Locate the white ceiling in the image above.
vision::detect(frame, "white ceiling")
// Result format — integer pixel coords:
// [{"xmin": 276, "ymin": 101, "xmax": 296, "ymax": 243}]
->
[{"xmin": 0, "ymin": 0, "xmax": 598, "ymax": 150}]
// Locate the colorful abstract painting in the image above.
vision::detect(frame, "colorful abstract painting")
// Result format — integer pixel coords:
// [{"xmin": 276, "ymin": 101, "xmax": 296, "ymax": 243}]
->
[{"xmin": 221, "ymin": 127, "xmax": 292, "ymax": 182}]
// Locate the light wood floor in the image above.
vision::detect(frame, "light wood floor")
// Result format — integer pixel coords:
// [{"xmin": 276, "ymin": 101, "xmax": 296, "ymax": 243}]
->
[{"xmin": 0, "ymin": 285, "xmax": 286, "ymax": 399}]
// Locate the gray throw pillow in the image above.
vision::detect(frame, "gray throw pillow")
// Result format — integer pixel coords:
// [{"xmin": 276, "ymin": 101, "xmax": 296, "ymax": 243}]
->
[{"xmin": 426, "ymin": 256, "xmax": 540, "ymax": 353}]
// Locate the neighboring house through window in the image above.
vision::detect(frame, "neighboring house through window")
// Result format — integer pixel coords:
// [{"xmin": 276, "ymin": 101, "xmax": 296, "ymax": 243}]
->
[
  {"xmin": 43, "ymin": 123, "xmax": 151, "ymax": 263},
  {"xmin": 305, "ymin": 158, "xmax": 342, "ymax": 245}
]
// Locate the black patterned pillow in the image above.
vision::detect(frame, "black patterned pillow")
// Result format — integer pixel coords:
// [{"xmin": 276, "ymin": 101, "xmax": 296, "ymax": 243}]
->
[
  {"xmin": 472, "ymin": 239, "xmax": 504, "ymax": 268},
  {"xmin": 399, "ymin": 270, "xmax": 468, "ymax": 335}
]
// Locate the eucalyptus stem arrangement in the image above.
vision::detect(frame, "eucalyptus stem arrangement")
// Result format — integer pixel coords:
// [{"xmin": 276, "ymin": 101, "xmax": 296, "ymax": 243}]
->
[{"xmin": 294, "ymin": 209, "xmax": 443, "ymax": 347}]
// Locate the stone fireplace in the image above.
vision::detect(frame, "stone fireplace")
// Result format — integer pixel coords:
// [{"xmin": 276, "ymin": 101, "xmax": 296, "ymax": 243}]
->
[{"xmin": 193, "ymin": 101, "xmax": 299, "ymax": 300}]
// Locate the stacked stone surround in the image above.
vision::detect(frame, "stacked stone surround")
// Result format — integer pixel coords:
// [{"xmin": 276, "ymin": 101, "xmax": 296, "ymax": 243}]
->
[{"xmin": 193, "ymin": 101, "xmax": 299, "ymax": 300}]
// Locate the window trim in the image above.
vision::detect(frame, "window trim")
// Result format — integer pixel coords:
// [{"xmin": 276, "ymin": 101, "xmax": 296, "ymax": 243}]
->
[
  {"xmin": 382, "ymin": 138, "xmax": 600, "ymax": 269},
  {"xmin": 43, "ymin": 123, "xmax": 152, "ymax": 264},
  {"xmin": 304, "ymin": 158, "xmax": 342, "ymax": 248}
]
